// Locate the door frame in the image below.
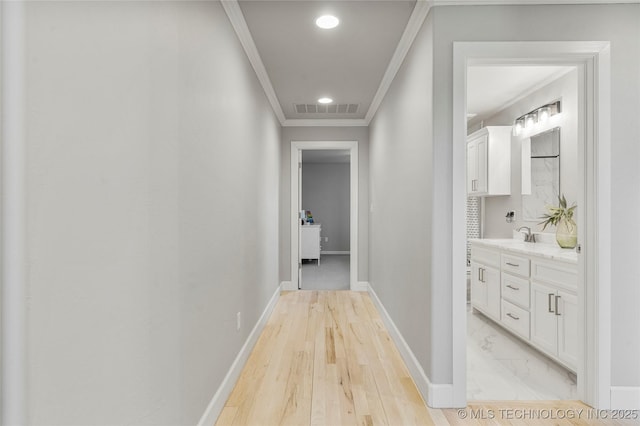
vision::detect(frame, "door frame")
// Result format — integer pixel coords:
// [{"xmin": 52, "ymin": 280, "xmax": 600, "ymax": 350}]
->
[
  {"xmin": 452, "ymin": 42, "xmax": 611, "ymax": 408},
  {"xmin": 289, "ymin": 141, "xmax": 358, "ymax": 291},
  {"xmin": 1, "ymin": 0, "xmax": 28, "ymax": 423}
]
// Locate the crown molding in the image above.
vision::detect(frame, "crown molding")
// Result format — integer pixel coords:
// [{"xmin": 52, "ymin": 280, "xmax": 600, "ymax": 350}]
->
[
  {"xmin": 282, "ymin": 119, "xmax": 368, "ymax": 127},
  {"xmin": 364, "ymin": 0, "xmax": 432, "ymax": 124},
  {"xmin": 221, "ymin": 0, "xmax": 286, "ymax": 124}
]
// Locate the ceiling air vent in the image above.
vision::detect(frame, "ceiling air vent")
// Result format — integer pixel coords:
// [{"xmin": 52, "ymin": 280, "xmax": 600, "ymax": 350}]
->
[{"xmin": 294, "ymin": 103, "xmax": 359, "ymax": 114}]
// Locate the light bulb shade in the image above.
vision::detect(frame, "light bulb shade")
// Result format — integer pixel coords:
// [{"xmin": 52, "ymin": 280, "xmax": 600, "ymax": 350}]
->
[
  {"xmin": 525, "ymin": 112, "xmax": 537, "ymax": 129},
  {"xmin": 538, "ymin": 106, "xmax": 550, "ymax": 122},
  {"xmin": 514, "ymin": 117, "xmax": 525, "ymax": 135}
]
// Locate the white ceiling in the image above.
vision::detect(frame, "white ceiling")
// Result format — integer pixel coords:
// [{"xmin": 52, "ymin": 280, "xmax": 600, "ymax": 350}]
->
[
  {"xmin": 238, "ymin": 0, "xmax": 416, "ymax": 121},
  {"xmin": 467, "ymin": 65, "xmax": 575, "ymax": 121},
  {"xmin": 302, "ymin": 149, "xmax": 350, "ymax": 164}
]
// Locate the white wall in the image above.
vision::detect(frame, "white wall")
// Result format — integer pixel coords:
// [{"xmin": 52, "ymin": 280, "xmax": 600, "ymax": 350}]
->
[
  {"xmin": 302, "ymin": 163, "xmax": 350, "ymax": 252},
  {"xmin": 23, "ymin": 1, "xmax": 280, "ymax": 423},
  {"xmin": 368, "ymin": 12, "xmax": 435, "ymax": 380},
  {"xmin": 430, "ymin": 4, "xmax": 640, "ymax": 389},
  {"xmin": 280, "ymin": 127, "xmax": 369, "ymax": 282},
  {"xmin": 474, "ymin": 69, "xmax": 578, "ymax": 237},
  {"xmin": 369, "ymin": 3, "xmax": 640, "ymax": 394}
]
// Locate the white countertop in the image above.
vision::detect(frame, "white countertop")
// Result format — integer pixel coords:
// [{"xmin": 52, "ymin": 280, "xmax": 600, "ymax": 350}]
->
[{"xmin": 470, "ymin": 238, "xmax": 578, "ymax": 264}]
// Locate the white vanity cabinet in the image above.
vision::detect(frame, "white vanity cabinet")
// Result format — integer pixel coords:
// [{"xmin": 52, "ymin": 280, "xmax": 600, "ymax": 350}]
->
[
  {"xmin": 530, "ymin": 259, "xmax": 579, "ymax": 370},
  {"xmin": 301, "ymin": 224, "xmax": 322, "ymax": 265},
  {"xmin": 467, "ymin": 126, "xmax": 512, "ymax": 196},
  {"xmin": 470, "ymin": 240, "xmax": 578, "ymax": 372},
  {"xmin": 470, "ymin": 246, "xmax": 501, "ymax": 321}
]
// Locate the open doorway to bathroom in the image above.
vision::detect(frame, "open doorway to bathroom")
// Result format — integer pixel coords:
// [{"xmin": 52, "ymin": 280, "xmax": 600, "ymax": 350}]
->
[
  {"xmin": 464, "ymin": 63, "xmax": 584, "ymax": 401},
  {"xmin": 299, "ymin": 149, "xmax": 351, "ymax": 290}
]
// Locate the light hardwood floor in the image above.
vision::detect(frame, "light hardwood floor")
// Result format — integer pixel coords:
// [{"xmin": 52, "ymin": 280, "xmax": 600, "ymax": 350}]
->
[{"xmin": 215, "ymin": 291, "xmax": 637, "ymax": 426}]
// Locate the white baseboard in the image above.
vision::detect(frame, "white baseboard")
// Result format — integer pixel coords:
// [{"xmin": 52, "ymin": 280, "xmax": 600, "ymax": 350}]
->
[
  {"xmin": 353, "ymin": 281, "xmax": 369, "ymax": 292},
  {"xmin": 197, "ymin": 284, "xmax": 281, "ymax": 426},
  {"xmin": 280, "ymin": 281, "xmax": 296, "ymax": 291},
  {"xmin": 321, "ymin": 251, "xmax": 350, "ymax": 255},
  {"xmin": 610, "ymin": 386, "xmax": 640, "ymax": 409},
  {"xmin": 367, "ymin": 284, "xmax": 454, "ymax": 408}
]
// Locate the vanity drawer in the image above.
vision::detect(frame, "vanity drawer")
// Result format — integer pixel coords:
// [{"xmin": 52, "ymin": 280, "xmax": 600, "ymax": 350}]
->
[
  {"xmin": 531, "ymin": 259, "xmax": 577, "ymax": 291},
  {"xmin": 501, "ymin": 254, "xmax": 530, "ymax": 277},
  {"xmin": 471, "ymin": 246, "xmax": 501, "ymax": 268},
  {"xmin": 501, "ymin": 300, "xmax": 530, "ymax": 340},
  {"xmin": 501, "ymin": 272, "xmax": 530, "ymax": 309}
]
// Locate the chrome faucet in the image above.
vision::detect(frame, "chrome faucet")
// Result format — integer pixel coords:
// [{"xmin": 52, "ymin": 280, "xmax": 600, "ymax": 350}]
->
[{"xmin": 517, "ymin": 226, "xmax": 536, "ymax": 243}]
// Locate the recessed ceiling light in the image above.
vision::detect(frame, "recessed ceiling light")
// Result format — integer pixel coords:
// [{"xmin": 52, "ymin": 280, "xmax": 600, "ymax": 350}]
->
[
  {"xmin": 315, "ymin": 15, "xmax": 339, "ymax": 29},
  {"xmin": 318, "ymin": 97, "xmax": 333, "ymax": 104}
]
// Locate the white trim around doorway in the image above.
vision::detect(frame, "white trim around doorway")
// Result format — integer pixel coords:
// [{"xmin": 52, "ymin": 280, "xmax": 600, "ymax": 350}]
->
[
  {"xmin": 452, "ymin": 41, "xmax": 611, "ymax": 409},
  {"xmin": 289, "ymin": 141, "xmax": 359, "ymax": 291}
]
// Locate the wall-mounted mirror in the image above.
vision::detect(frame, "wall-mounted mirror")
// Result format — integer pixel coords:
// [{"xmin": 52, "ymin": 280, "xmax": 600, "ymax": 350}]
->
[{"xmin": 522, "ymin": 127, "xmax": 560, "ymax": 221}]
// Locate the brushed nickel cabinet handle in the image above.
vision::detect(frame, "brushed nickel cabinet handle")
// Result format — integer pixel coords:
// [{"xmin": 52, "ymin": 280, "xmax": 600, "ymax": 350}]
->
[
  {"xmin": 506, "ymin": 262, "xmax": 520, "ymax": 267},
  {"xmin": 548, "ymin": 293, "xmax": 555, "ymax": 313},
  {"xmin": 506, "ymin": 313, "xmax": 520, "ymax": 320},
  {"xmin": 506, "ymin": 285, "xmax": 519, "ymax": 291},
  {"xmin": 555, "ymin": 295, "xmax": 561, "ymax": 316}
]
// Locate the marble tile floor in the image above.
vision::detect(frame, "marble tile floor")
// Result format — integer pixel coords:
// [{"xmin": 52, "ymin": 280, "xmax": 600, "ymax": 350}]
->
[
  {"xmin": 467, "ymin": 303, "xmax": 578, "ymax": 401},
  {"xmin": 301, "ymin": 254, "xmax": 349, "ymax": 291}
]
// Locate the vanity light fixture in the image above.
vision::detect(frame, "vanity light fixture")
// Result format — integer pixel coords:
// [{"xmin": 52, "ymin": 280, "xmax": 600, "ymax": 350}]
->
[
  {"xmin": 315, "ymin": 15, "xmax": 339, "ymax": 29},
  {"xmin": 318, "ymin": 97, "xmax": 333, "ymax": 104},
  {"xmin": 513, "ymin": 100, "xmax": 561, "ymax": 136}
]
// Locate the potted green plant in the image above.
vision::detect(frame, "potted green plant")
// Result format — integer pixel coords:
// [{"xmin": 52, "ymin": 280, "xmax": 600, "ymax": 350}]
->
[{"xmin": 539, "ymin": 194, "xmax": 577, "ymax": 248}]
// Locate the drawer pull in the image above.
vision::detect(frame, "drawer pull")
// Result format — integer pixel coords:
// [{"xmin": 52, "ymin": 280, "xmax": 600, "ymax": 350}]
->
[
  {"xmin": 506, "ymin": 262, "xmax": 520, "ymax": 267},
  {"xmin": 548, "ymin": 293, "xmax": 555, "ymax": 313},
  {"xmin": 506, "ymin": 284, "xmax": 519, "ymax": 291},
  {"xmin": 506, "ymin": 312, "xmax": 520, "ymax": 321},
  {"xmin": 555, "ymin": 295, "xmax": 561, "ymax": 316}
]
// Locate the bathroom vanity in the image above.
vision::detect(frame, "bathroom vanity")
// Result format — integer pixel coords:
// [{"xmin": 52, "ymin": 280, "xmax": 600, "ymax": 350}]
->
[{"xmin": 470, "ymin": 238, "xmax": 578, "ymax": 373}]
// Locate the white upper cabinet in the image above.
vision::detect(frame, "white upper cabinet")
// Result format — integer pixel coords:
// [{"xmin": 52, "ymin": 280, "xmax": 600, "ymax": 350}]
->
[{"xmin": 467, "ymin": 126, "xmax": 512, "ymax": 196}]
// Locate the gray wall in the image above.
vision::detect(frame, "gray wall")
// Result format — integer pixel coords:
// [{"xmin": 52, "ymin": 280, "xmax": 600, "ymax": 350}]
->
[
  {"xmin": 429, "ymin": 4, "xmax": 640, "ymax": 388},
  {"xmin": 23, "ymin": 1, "xmax": 280, "ymax": 423},
  {"xmin": 369, "ymin": 3, "xmax": 640, "ymax": 391},
  {"xmin": 473, "ymin": 69, "xmax": 578, "ymax": 238},
  {"xmin": 369, "ymin": 11, "xmax": 434, "ymax": 380},
  {"xmin": 280, "ymin": 127, "xmax": 369, "ymax": 282},
  {"xmin": 302, "ymin": 163, "xmax": 350, "ymax": 252}
]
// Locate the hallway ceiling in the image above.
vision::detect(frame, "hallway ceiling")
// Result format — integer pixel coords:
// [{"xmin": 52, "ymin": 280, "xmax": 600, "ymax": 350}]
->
[
  {"xmin": 229, "ymin": 1, "xmax": 606, "ymax": 127},
  {"xmin": 236, "ymin": 0, "xmax": 417, "ymax": 125}
]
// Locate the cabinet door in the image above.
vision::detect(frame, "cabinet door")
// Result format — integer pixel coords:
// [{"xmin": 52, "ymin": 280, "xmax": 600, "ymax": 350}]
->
[
  {"xmin": 467, "ymin": 141, "xmax": 478, "ymax": 193},
  {"xmin": 476, "ymin": 135, "xmax": 488, "ymax": 193},
  {"xmin": 557, "ymin": 290, "xmax": 579, "ymax": 370},
  {"xmin": 530, "ymin": 281, "xmax": 558, "ymax": 355},
  {"xmin": 470, "ymin": 262, "xmax": 486, "ymax": 310},
  {"xmin": 484, "ymin": 265, "xmax": 501, "ymax": 321}
]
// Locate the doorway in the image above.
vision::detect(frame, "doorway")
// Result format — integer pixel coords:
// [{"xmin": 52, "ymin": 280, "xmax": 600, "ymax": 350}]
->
[
  {"xmin": 465, "ymin": 64, "xmax": 580, "ymax": 401},
  {"xmin": 299, "ymin": 149, "xmax": 351, "ymax": 290},
  {"xmin": 289, "ymin": 141, "xmax": 358, "ymax": 291},
  {"xmin": 451, "ymin": 41, "xmax": 612, "ymax": 409}
]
